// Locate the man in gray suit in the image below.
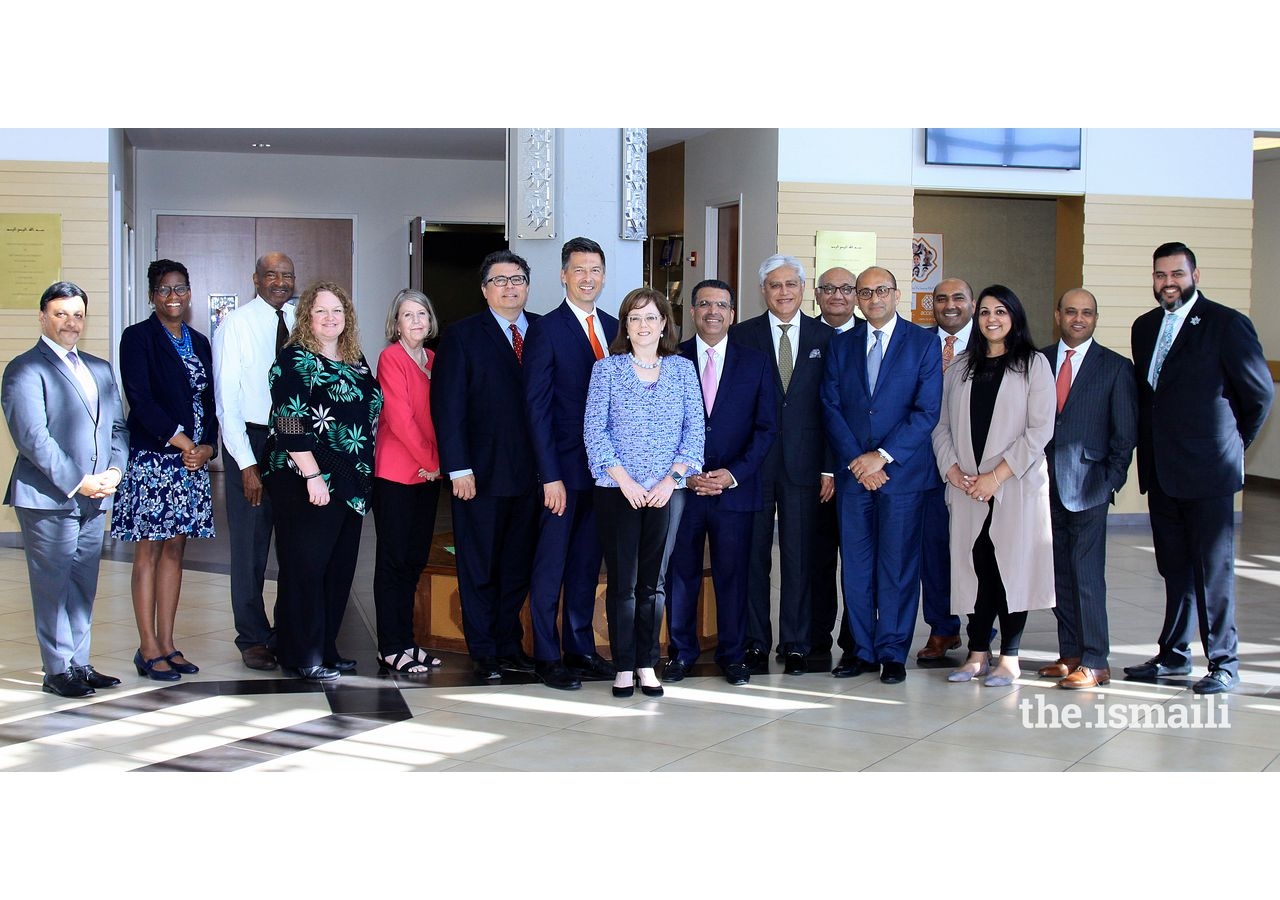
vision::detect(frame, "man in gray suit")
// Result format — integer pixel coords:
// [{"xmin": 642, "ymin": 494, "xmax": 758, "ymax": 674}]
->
[
  {"xmin": 2, "ymin": 282, "xmax": 129, "ymax": 697},
  {"xmin": 1038, "ymin": 288, "xmax": 1137, "ymax": 689}
]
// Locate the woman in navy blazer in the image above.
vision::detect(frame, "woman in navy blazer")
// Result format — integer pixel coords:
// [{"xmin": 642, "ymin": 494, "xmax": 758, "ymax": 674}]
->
[{"xmin": 111, "ymin": 260, "xmax": 218, "ymax": 680}]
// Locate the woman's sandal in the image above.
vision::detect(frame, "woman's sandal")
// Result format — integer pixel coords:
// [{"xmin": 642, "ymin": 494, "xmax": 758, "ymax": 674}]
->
[
  {"xmin": 380, "ymin": 650, "xmax": 433, "ymax": 674},
  {"xmin": 409, "ymin": 646, "xmax": 443, "ymax": 668}
]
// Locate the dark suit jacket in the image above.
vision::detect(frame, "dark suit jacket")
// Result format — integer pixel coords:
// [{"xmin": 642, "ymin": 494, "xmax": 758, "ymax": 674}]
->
[
  {"xmin": 119, "ymin": 314, "xmax": 218, "ymax": 455},
  {"xmin": 730, "ymin": 312, "xmax": 832, "ymax": 485},
  {"xmin": 523, "ymin": 300, "xmax": 619, "ymax": 491},
  {"xmin": 432, "ymin": 309, "xmax": 541, "ymax": 497},
  {"xmin": 3, "ymin": 340, "xmax": 129, "ymax": 512},
  {"xmin": 679, "ymin": 338, "xmax": 778, "ymax": 512},
  {"xmin": 1040, "ymin": 341, "xmax": 1137, "ymax": 512},
  {"xmin": 1131, "ymin": 293, "xmax": 1273, "ymax": 498},
  {"xmin": 822, "ymin": 317, "xmax": 942, "ymax": 494}
]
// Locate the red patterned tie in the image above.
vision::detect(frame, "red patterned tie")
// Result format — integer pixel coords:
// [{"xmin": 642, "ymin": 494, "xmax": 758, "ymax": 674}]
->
[
  {"xmin": 1056, "ymin": 348, "xmax": 1075, "ymax": 413},
  {"xmin": 510, "ymin": 323, "xmax": 524, "ymax": 364},
  {"xmin": 942, "ymin": 335, "xmax": 956, "ymax": 371}
]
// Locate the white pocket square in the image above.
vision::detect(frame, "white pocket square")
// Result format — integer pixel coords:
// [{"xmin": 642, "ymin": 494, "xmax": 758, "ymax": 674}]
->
[{"xmin": 808, "ymin": 348, "xmax": 822, "ymax": 359}]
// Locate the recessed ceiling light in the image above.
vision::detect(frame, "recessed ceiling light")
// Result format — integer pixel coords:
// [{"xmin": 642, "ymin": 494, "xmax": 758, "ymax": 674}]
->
[{"xmin": 251, "ymin": 142, "xmax": 272, "ymax": 149}]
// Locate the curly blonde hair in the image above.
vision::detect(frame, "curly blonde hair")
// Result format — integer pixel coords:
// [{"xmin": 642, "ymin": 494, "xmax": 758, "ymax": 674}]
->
[{"xmin": 288, "ymin": 281, "xmax": 364, "ymax": 363}]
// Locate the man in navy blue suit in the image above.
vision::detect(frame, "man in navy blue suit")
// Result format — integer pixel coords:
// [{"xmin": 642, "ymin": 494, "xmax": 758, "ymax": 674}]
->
[
  {"xmin": 916, "ymin": 276, "xmax": 975, "ymax": 668},
  {"xmin": 1038, "ymin": 288, "xmax": 1137, "ymax": 690},
  {"xmin": 822, "ymin": 266, "xmax": 942, "ymax": 684},
  {"xmin": 1126, "ymin": 242, "xmax": 1273, "ymax": 694},
  {"xmin": 523, "ymin": 237, "xmax": 620, "ymax": 690},
  {"xmin": 730, "ymin": 255, "xmax": 833, "ymax": 676},
  {"xmin": 432, "ymin": 250, "xmax": 541, "ymax": 683},
  {"xmin": 663, "ymin": 279, "xmax": 777, "ymax": 686}
]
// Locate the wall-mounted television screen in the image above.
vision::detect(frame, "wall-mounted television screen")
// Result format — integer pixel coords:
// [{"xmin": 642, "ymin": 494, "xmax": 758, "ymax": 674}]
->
[{"xmin": 925, "ymin": 129, "xmax": 1082, "ymax": 170}]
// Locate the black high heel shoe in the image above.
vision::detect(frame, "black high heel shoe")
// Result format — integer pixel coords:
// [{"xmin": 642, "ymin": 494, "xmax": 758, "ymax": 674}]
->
[
  {"xmin": 164, "ymin": 650, "xmax": 199, "ymax": 675},
  {"xmin": 134, "ymin": 649, "xmax": 181, "ymax": 681},
  {"xmin": 612, "ymin": 683, "xmax": 635, "ymax": 698},
  {"xmin": 637, "ymin": 670, "xmax": 664, "ymax": 697}
]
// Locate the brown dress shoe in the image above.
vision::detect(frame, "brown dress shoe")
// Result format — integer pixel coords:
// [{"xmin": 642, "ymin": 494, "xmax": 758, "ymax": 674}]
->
[
  {"xmin": 1058, "ymin": 666, "xmax": 1110, "ymax": 690},
  {"xmin": 1038, "ymin": 657, "xmax": 1080, "ymax": 679},
  {"xmin": 241, "ymin": 645, "xmax": 278, "ymax": 671},
  {"xmin": 916, "ymin": 635, "xmax": 961, "ymax": 660}
]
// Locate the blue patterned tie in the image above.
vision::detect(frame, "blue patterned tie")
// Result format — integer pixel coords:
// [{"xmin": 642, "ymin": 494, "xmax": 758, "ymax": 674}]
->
[
  {"xmin": 1150, "ymin": 312, "xmax": 1177, "ymax": 388},
  {"xmin": 867, "ymin": 329, "xmax": 884, "ymax": 394}
]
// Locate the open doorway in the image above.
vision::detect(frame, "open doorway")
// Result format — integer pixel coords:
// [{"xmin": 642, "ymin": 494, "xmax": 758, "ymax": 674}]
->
[{"xmin": 409, "ymin": 219, "xmax": 507, "ymax": 342}]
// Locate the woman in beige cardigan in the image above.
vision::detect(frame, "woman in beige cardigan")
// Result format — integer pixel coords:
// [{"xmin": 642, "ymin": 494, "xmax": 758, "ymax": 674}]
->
[{"xmin": 931, "ymin": 285, "xmax": 1055, "ymax": 687}]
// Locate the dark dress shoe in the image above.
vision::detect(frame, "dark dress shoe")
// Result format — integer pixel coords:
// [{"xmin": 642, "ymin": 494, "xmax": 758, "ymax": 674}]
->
[
  {"xmin": 915, "ymin": 635, "xmax": 962, "ymax": 668},
  {"xmin": 744, "ymin": 647, "xmax": 769, "ymax": 672},
  {"xmin": 784, "ymin": 652, "xmax": 807, "ymax": 676},
  {"xmin": 1123, "ymin": 656, "xmax": 1192, "ymax": 679},
  {"xmin": 722, "ymin": 662, "xmax": 750, "ymax": 686},
  {"xmin": 535, "ymin": 660, "xmax": 581, "ymax": 691},
  {"xmin": 832, "ymin": 658, "xmax": 879, "ymax": 678},
  {"xmin": 880, "ymin": 661, "xmax": 907, "ymax": 684},
  {"xmin": 498, "ymin": 652, "xmax": 537, "ymax": 673},
  {"xmin": 327, "ymin": 657, "xmax": 357, "ymax": 673},
  {"xmin": 640, "ymin": 683, "xmax": 664, "ymax": 698},
  {"xmin": 612, "ymin": 683, "xmax": 635, "ymax": 698},
  {"xmin": 473, "ymin": 658, "xmax": 503, "ymax": 681},
  {"xmin": 134, "ymin": 649, "xmax": 182, "ymax": 682},
  {"xmin": 564, "ymin": 653, "xmax": 617, "ymax": 680},
  {"xmin": 1192, "ymin": 669, "xmax": 1238, "ymax": 694},
  {"xmin": 241, "ymin": 645, "xmax": 278, "ymax": 671},
  {"xmin": 43, "ymin": 671, "xmax": 94, "ymax": 697},
  {"xmin": 288, "ymin": 665, "xmax": 340, "ymax": 682},
  {"xmin": 663, "ymin": 659, "xmax": 691, "ymax": 682},
  {"xmin": 71, "ymin": 665, "xmax": 121, "ymax": 688},
  {"xmin": 163, "ymin": 652, "xmax": 199, "ymax": 675}
]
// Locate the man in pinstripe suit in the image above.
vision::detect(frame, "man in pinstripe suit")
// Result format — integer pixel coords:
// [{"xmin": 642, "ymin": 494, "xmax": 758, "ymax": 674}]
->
[{"xmin": 1038, "ymin": 289, "xmax": 1137, "ymax": 689}]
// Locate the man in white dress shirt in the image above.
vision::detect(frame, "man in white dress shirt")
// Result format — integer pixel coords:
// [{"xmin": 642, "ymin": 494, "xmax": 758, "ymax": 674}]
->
[
  {"xmin": 915, "ymin": 276, "xmax": 974, "ymax": 668},
  {"xmin": 212, "ymin": 252, "xmax": 297, "ymax": 670}
]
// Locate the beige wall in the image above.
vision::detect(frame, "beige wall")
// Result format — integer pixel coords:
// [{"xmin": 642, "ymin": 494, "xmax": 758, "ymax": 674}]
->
[
  {"xmin": 1082, "ymin": 192, "xmax": 1255, "ymax": 514},
  {"xmin": 913, "ymin": 193, "xmax": 1058, "ymax": 344},
  {"xmin": 776, "ymin": 182, "xmax": 914, "ymax": 315},
  {"xmin": 1, "ymin": 160, "xmax": 110, "ymax": 531},
  {"xmin": 1248, "ymin": 157, "xmax": 1280, "ymax": 481}
]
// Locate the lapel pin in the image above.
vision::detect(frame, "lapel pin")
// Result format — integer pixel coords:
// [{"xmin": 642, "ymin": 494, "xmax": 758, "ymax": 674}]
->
[
  {"xmin": 808, "ymin": 348, "xmax": 821, "ymax": 359},
  {"xmin": 1190, "ymin": 316, "xmax": 1201, "ymax": 325}
]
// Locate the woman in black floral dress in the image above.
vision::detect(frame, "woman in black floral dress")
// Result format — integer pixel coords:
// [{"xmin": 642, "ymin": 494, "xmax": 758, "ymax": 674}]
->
[
  {"xmin": 112, "ymin": 259, "xmax": 217, "ymax": 681},
  {"xmin": 262, "ymin": 281, "xmax": 382, "ymax": 682}
]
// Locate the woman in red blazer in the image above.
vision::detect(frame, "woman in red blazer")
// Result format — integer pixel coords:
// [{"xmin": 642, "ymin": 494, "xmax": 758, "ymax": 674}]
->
[{"xmin": 373, "ymin": 289, "xmax": 444, "ymax": 673}]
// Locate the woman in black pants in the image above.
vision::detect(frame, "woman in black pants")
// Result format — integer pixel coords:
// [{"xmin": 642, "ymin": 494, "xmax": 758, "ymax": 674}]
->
[
  {"xmin": 931, "ymin": 285, "xmax": 1055, "ymax": 687},
  {"xmin": 262, "ymin": 282, "xmax": 382, "ymax": 682}
]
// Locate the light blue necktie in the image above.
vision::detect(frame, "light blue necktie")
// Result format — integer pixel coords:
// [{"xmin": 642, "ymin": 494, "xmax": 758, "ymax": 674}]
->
[
  {"xmin": 867, "ymin": 329, "xmax": 884, "ymax": 394},
  {"xmin": 1150, "ymin": 312, "xmax": 1177, "ymax": 388}
]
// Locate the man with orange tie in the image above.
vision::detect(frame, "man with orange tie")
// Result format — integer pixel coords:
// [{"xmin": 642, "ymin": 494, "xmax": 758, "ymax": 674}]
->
[
  {"xmin": 523, "ymin": 237, "xmax": 620, "ymax": 690},
  {"xmin": 1038, "ymin": 288, "xmax": 1137, "ymax": 688},
  {"xmin": 915, "ymin": 277, "xmax": 974, "ymax": 668}
]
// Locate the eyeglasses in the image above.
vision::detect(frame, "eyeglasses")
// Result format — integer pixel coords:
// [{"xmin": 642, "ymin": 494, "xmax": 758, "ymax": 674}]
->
[
  {"xmin": 855, "ymin": 285, "xmax": 896, "ymax": 300},
  {"xmin": 692, "ymin": 299, "xmax": 732, "ymax": 311},
  {"xmin": 627, "ymin": 314, "xmax": 663, "ymax": 326},
  {"xmin": 817, "ymin": 284, "xmax": 855, "ymax": 296},
  {"xmin": 154, "ymin": 285, "xmax": 192, "ymax": 298},
  {"xmin": 483, "ymin": 274, "xmax": 529, "ymax": 287}
]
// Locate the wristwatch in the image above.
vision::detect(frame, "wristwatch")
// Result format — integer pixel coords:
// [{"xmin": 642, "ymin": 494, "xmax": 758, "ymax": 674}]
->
[{"xmin": 668, "ymin": 470, "xmax": 685, "ymax": 487}]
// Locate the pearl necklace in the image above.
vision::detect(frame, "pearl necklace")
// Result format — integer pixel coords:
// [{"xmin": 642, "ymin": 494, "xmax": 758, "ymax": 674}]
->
[{"xmin": 629, "ymin": 353, "xmax": 661, "ymax": 370}]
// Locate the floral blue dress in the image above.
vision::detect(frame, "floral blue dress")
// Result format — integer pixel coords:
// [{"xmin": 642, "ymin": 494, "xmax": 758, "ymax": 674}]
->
[{"xmin": 111, "ymin": 338, "xmax": 216, "ymax": 541}]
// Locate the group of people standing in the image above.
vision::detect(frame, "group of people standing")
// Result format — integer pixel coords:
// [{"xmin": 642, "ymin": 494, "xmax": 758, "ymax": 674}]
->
[{"xmin": 2, "ymin": 237, "xmax": 1272, "ymax": 701}]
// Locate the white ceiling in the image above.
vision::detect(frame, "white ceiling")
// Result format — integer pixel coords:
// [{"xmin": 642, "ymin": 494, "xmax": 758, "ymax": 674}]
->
[{"xmin": 124, "ymin": 128, "xmax": 712, "ymax": 161}]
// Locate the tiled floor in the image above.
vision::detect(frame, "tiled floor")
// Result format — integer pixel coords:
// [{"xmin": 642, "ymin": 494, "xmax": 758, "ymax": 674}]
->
[{"xmin": 2, "ymin": 484, "xmax": 1280, "ymax": 774}]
